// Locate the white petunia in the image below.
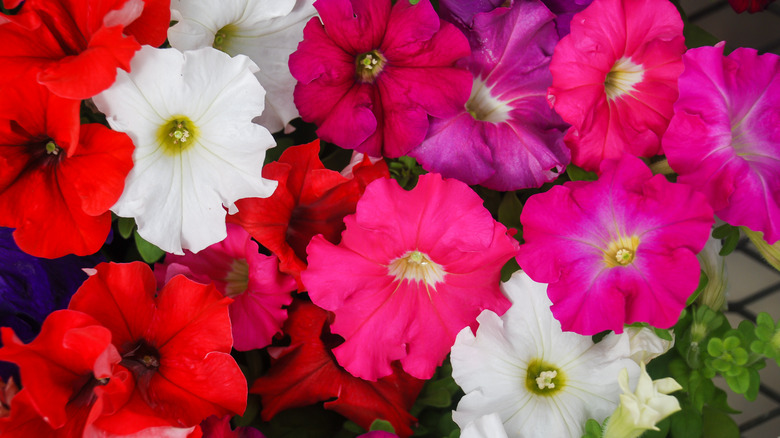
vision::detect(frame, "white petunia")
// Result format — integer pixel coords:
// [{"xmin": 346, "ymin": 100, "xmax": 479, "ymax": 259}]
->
[
  {"xmin": 94, "ymin": 45, "xmax": 277, "ymax": 254},
  {"xmin": 451, "ymin": 271, "xmax": 641, "ymax": 438},
  {"xmin": 461, "ymin": 413, "xmax": 509, "ymax": 438},
  {"xmin": 168, "ymin": 0, "xmax": 316, "ymax": 133},
  {"xmin": 609, "ymin": 326, "xmax": 675, "ymax": 366}
]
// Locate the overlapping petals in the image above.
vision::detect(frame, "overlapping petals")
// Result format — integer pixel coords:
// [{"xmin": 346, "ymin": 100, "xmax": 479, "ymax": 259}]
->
[
  {"xmin": 516, "ymin": 154, "xmax": 714, "ymax": 334},
  {"xmin": 411, "ymin": 0, "xmax": 569, "ymax": 190},
  {"xmin": 548, "ymin": 0, "xmax": 685, "ymax": 171},
  {"xmin": 303, "ymin": 173, "xmax": 518, "ymax": 380},
  {"xmin": 290, "ymin": 0, "xmax": 472, "ymax": 157},
  {"xmin": 663, "ymin": 44, "xmax": 780, "ymax": 243}
]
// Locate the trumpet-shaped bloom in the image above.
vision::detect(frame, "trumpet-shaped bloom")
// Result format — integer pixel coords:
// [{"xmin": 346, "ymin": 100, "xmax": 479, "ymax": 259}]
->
[
  {"xmin": 289, "ymin": 0, "xmax": 472, "ymax": 158},
  {"xmin": 155, "ymin": 223, "xmax": 296, "ymax": 351},
  {"xmin": 228, "ymin": 140, "xmax": 389, "ymax": 287},
  {"xmin": 548, "ymin": 0, "xmax": 685, "ymax": 171},
  {"xmin": 302, "ymin": 173, "xmax": 518, "ymax": 380},
  {"xmin": 168, "ymin": 0, "xmax": 316, "ymax": 133},
  {"xmin": 451, "ymin": 271, "xmax": 640, "ymax": 438},
  {"xmin": 93, "ymin": 46, "xmax": 278, "ymax": 254},
  {"xmin": 663, "ymin": 44, "xmax": 780, "ymax": 244},
  {"xmin": 68, "ymin": 262, "xmax": 247, "ymax": 435},
  {"xmin": 410, "ymin": 0, "xmax": 569, "ymax": 190},
  {"xmin": 516, "ymin": 154, "xmax": 714, "ymax": 335}
]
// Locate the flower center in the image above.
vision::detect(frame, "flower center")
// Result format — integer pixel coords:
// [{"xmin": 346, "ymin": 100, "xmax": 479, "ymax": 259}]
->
[
  {"xmin": 604, "ymin": 57, "xmax": 644, "ymax": 101},
  {"xmin": 355, "ymin": 50, "xmax": 386, "ymax": 83},
  {"xmin": 45, "ymin": 140, "xmax": 61, "ymax": 156},
  {"xmin": 387, "ymin": 250, "xmax": 446, "ymax": 288},
  {"xmin": 603, "ymin": 235, "xmax": 640, "ymax": 268},
  {"xmin": 121, "ymin": 340, "xmax": 161, "ymax": 373},
  {"xmin": 224, "ymin": 258, "xmax": 249, "ymax": 298},
  {"xmin": 525, "ymin": 359, "xmax": 565, "ymax": 396},
  {"xmin": 465, "ymin": 76, "xmax": 510, "ymax": 123},
  {"xmin": 213, "ymin": 24, "xmax": 239, "ymax": 53},
  {"xmin": 156, "ymin": 116, "xmax": 199, "ymax": 156}
]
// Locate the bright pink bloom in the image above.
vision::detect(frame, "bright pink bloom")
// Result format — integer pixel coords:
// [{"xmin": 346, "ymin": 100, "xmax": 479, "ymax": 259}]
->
[
  {"xmin": 516, "ymin": 154, "xmax": 714, "ymax": 335},
  {"xmin": 548, "ymin": 0, "xmax": 685, "ymax": 171},
  {"xmin": 411, "ymin": 0, "xmax": 569, "ymax": 190},
  {"xmin": 68, "ymin": 262, "xmax": 247, "ymax": 435},
  {"xmin": 663, "ymin": 44, "xmax": 780, "ymax": 244},
  {"xmin": 302, "ymin": 173, "xmax": 519, "ymax": 380},
  {"xmin": 155, "ymin": 223, "xmax": 296, "ymax": 351},
  {"xmin": 289, "ymin": 0, "xmax": 472, "ymax": 158}
]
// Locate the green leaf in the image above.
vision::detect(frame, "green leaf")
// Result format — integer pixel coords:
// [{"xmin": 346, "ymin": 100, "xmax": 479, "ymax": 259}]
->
[
  {"xmin": 500, "ymin": 257, "xmax": 520, "ymax": 282},
  {"xmin": 497, "ymin": 191, "xmax": 523, "ymax": 231},
  {"xmin": 581, "ymin": 418, "xmax": 603, "ymax": 438},
  {"xmin": 117, "ymin": 216, "xmax": 136, "ymax": 239},
  {"xmin": 683, "ymin": 24, "xmax": 721, "ymax": 49},
  {"xmin": 232, "ymin": 395, "xmax": 260, "ymax": 427},
  {"xmin": 369, "ymin": 419, "xmax": 396, "ymax": 433},
  {"xmin": 670, "ymin": 406, "xmax": 702, "ymax": 438},
  {"xmin": 415, "ymin": 388, "xmax": 452, "ymax": 408},
  {"xmin": 701, "ymin": 406, "xmax": 740, "ymax": 438},
  {"xmin": 566, "ymin": 164, "xmax": 597, "ymax": 181},
  {"xmin": 133, "ymin": 231, "xmax": 165, "ymax": 263},
  {"xmin": 642, "ymin": 416, "xmax": 671, "ymax": 438}
]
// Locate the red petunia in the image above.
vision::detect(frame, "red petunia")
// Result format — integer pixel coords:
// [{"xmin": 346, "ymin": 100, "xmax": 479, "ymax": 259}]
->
[
  {"xmin": 251, "ymin": 300, "xmax": 424, "ymax": 438},
  {"xmin": 728, "ymin": 0, "xmax": 775, "ymax": 12},
  {"xmin": 0, "ymin": 76, "xmax": 134, "ymax": 258},
  {"xmin": 228, "ymin": 140, "xmax": 388, "ymax": 288},
  {"xmin": 0, "ymin": 0, "xmax": 170, "ymax": 99},
  {"xmin": 67, "ymin": 262, "xmax": 247, "ymax": 435}
]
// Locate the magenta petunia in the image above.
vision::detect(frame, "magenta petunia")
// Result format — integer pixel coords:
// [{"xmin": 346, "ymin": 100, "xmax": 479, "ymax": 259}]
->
[
  {"xmin": 155, "ymin": 224, "xmax": 296, "ymax": 351},
  {"xmin": 302, "ymin": 173, "xmax": 518, "ymax": 381},
  {"xmin": 663, "ymin": 44, "xmax": 780, "ymax": 244},
  {"xmin": 516, "ymin": 154, "xmax": 714, "ymax": 335},
  {"xmin": 289, "ymin": 0, "xmax": 472, "ymax": 158},
  {"xmin": 410, "ymin": 0, "xmax": 569, "ymax": 191},
  {"xmin": 548, "ymin": 0, "xmax": 685, "ymax": 171}
]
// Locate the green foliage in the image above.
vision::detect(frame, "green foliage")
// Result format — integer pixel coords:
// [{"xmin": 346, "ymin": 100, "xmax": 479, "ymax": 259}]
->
[
  {"xmin": 565, "ymin": 164, "xmax": 598, "ymax": 181},
  {"xmin": 751, "ymin": 312, "xmax": 780, "ymax": 365},
  {"xmin": 704, "ymin": 319, "xmax": 766, "ymax": 401},
  {"xmin": 581, "ymin": 418, "xmax": 605, "ymax": 438},
  {"xmin": 711, "ymin": 224, "xmax": 740, "ymax": 256},
  {"xmin": 701, "ymin": 406, "xmax": 740, "ymax": 438},
  {"xmin": 369, "ymin": 419, "xmax": 396, "ymax": 433},
  {"xmin": 257, "ymin": 405, "xmax": 346, "ymax": 438},
  {"xmin": 411, "ymin": 360, "xmax": 463, "ymax": 437},
  {"xmin": 388, "ymin": 156, "xmax": 426, "ymax": 189},
  {"xmin": 133, "ymin": 231, "xmax": 165, "ymax": 263},
  {"xmin": 497, "ymin": 191, "xmax": 523, "ymax": 241},
  {"xmin": 117, "ymin": 216, "xmax": 136, "ymax": 239}
]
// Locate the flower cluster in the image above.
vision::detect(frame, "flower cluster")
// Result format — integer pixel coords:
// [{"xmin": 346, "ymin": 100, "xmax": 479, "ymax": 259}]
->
[{"xmin": 1, "ymin": 0, "xmax": 779, "ymax": 436}]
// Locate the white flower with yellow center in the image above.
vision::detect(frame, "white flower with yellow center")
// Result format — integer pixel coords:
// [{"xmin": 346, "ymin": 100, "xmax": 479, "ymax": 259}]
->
[
  {"xmin": 451, "ymin": 271, "xmax": 641, "ymax": 438},
  {"xmin": 168, "ymin": 0, "xmax": 316, "ymax": 133},
  {"xmin": 94, "ymin": 46, "xmax": 277, "ymax": 254}
]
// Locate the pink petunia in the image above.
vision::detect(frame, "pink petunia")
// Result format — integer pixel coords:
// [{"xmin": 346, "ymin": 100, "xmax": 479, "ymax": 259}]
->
[
  {"xmin": 663, "ymin": 44, "xmax": 780, "ymax": 244},
  {"xmin": 155, "ymin": 224, "xmax": 296, "ymax": 351},
  {"xmin": 516, "ymin": 154, "xmax": 714, "ymax": 335},
  {"xmin": 302, "ymin": 173, "xmax": 519, "ymax": 381},
  {"xmin": 410, "ymin": 0, "xmax": 569, "ymax": 191},
  {"xmin": 289, "ymin": 0, "xmax": 472, "ymax": 158},
  {"xmin": 548, "ymin": 0, "xmax": 685, "ymax": 171}
]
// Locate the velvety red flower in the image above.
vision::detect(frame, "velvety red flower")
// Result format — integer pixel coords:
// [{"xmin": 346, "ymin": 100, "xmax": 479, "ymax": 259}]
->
[
  {"xmin": 0, "ymin": 310, "xmax": 134, "ymax": 436},
  {"xmin": 728, "ymin": 0, "xmax": 775, "ymax": 12},
  {"xmin": 0, "ymin": 76, "xmax": 134, "ymax": 258},
  {"xmin": 0, "ymin": 0, "xmax": 169, "ymax": 99},
  {"xmin": 228, "ymin": 140, "xmax": 388, "ymax": 288},
  {"xmin": 251, "ymin": 300, "xmax": 424, "ymax": 438},
  {"xmin": 67, "ymin": 262, "xmax": 247, "ymax": 435}
]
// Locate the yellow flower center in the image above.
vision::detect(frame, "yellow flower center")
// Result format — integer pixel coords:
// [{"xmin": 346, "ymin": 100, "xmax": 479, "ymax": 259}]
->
[
  {"xmin": 224, "ymin": 258, "xmax": 249, "ymax": 298},
  {"xmin": 213, "ymin": 24, "xmax": 239, "ymax": 53},
  {"xmin": 465, "ymin": 76, "xmax": 510, "ymax": 123},
  {"xmin": 156, "ymin": 116, "xmax": 199, "ymax": 156},
  {"xmin": 604, "ymin": 57, "xmax": 644, "ymax": 101},
  {"xmin": 387, "ymin": 250, "xmax": 445, "ymax": 288},
  {"xmin": 525, "ymin": 359, "xmax": 565, "ymax": 396},
  {"xmin": 604, "ymin": 235, "xmax": 640, "ymax": 267},
  {"xmin": 355, "ymin": 50, "xmax": 386, "ymax": 83}
]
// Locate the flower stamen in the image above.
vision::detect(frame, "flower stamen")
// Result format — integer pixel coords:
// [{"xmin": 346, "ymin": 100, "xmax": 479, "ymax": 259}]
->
[
  {"xmin": 604, "ymin": 235, "xmax": 640, "ymax": 268},
  {"xmin": 157, "ymin": 116, "xmax": 199, "ymax": 156},
  {"xmin": 388, "ymin": 250, "xmax": 446, "ymax": 288},
  {"xmin": 605, "ymin": 57, "xmax": 644, "ymax": 101},
  {"xmin": 356, "ymin": 50, "xmax": 386, "ymax": 83}
]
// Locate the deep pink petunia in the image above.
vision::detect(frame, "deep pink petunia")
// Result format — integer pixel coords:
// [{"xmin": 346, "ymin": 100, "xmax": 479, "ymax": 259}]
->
[
  {"xmin": 663, "ymin": 44, "xmax": 780, "ymax": 244},
  {"xmin": 68, "ymin": 262, "xmax": 247, "ymax": 435},
  {"xmin": 302, "ymin": 173, "xmax": 519, "ymax": 380},
  {"xmin": 516, "ymin": 154, "xmax": 714, "ymax": 335},
  {"xmin": 548, "ymin": 0, "xmax": 685, "ymax": 171},
  {"xmin": 289, "ymin": 0, "xmax": 472, "ymax": 158},
  {"xmin": 155, "ymin": 223, "xmax": 297, "ymax": 351},
  {"xmin": 410, "ymin": 0, "xmax": 569, "ymax": 190}
]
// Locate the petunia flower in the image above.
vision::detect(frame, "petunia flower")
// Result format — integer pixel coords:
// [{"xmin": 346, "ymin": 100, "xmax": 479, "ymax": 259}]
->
[
  {"xmin": 200, "ymin": 415, "xmax": 265, "ymax": 438},
  {"xmin": 154, "ymin": 223, "xmax": 296, "ymax": 351},
  {"xmin": 251, "ymin": 300, "xmax": 424, "ymax": 438},
  {"xmin": 168, "ymin": 0, "xmax": 316, "ymax": 133},
  {"xmin": 289, "ymin": 0, "xmax": 472, "ymax": 158},
  {"xmin": 302, "ymin": 173, "xmax": 519, "ymax": 380},
  {"xmin": 93, "ymin": 45, "xmax": 278, "ymax": 254},
  {"xmin": 516, "ymin": 154, "xmax": 714, "ymax": 335},
  {"xmin": 602, "ymin": 364, "xmax": 682, "ymax": 438},
  {"xmin": 228, "ymin": 140, "xmax": 388, "ymax": 288},
  {"xmin": 0, "ymin": 0, "xmax": 169, "ymax": 100},
  {"xmin": 459, "ymin": 413, "xmax": 509, "ymax": 438},
  {"xmin": 410, "ymin": 0, "xmax": 569, "ymax": 190},
  {"xmin": 451, "ymin": 271, "xmax": 640, "ymax": 438},
  {"xmin": 67, "ymin": 262, "xmax": 247, "ymax": 435},
  {"xmin": 0, "ymin": 75, "xmax": 134, "ymax": 258},
  {"xmin": 663, "ymin": 44, "xmax": 780, "ymax": 244},
  {"xmin": 728, "ymin": 0, "xmax": 775, "ymax": 12},
  {"xmin": 548, "ymin": 0, "xmax": 685, "ymax": 171}
]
